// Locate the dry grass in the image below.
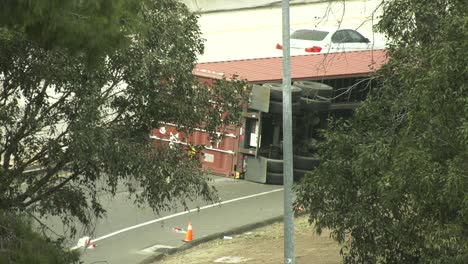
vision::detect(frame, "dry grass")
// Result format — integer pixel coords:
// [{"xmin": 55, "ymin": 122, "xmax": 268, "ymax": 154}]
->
[{"xmin": 154, "ymin": 215, "xmax": 342, "ymax": 264}]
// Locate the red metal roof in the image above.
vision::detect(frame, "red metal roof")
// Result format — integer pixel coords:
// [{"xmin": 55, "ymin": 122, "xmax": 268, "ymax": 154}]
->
[{"xmin": 194, "ymin": 49, "xmax": 388, "ymax": 83}]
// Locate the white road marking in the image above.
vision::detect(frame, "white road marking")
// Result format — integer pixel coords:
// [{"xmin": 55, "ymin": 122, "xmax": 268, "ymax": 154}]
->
[{"xmin": 70, "ymin": 188, "xmax": 283, "ymax": 250}]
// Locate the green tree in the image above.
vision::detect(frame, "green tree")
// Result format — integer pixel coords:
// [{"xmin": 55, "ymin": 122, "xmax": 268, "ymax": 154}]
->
[
  {"xmin": 0, "ymin": 210, "xmax": 80, "ymax": 264},
  {"xmin": 295, "ymin": 0, "xmax": 467, "ymax": 263},
  {"xmin": 0, "ymin": 0, "xmax": 247, "ymax": 236},
  {"xmin": 0, "ymin": 0, "xmax": 143, "ymax": 57}
]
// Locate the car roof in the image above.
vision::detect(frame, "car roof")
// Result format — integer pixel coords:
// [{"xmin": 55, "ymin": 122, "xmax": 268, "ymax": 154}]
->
[{"xmin": 291, "ymin": 27, "xmax": 357, "ymax": 33}]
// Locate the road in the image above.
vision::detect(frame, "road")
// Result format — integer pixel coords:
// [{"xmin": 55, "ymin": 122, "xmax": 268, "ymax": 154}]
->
[
  {"xmin": 68, "ymin": 177, "xmax": 283, "ymax": 264},
  {"xmin": 197, "ymin": 0, "xmax": 386, "ymax": 62}
]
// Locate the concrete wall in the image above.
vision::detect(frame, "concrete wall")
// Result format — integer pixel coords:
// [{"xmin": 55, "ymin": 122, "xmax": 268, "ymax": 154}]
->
[{"xmin": 179, "ymin": 0, "xmax": 326, "ymax": 13}]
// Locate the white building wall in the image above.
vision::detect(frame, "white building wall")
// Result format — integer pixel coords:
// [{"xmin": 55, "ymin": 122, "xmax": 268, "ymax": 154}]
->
[
  {"xmin": 180, "ymin": 0, "xmax": 325, "ymax": 13},
  {"xmin": 193, "ymin": 0, "xmax": 386, "ymax": 62}
]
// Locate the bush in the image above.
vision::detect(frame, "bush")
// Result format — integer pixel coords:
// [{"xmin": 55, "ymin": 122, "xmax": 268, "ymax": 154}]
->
[{"xmin": 0, "ymin": 211, "xmax": 80, "ymax": 264}]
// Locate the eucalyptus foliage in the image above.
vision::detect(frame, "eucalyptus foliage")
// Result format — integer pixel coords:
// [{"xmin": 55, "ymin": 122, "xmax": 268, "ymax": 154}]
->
[
  {"xmin": 0, "ymin": 0, "xmax": 247, "ymax": 236},
  {"xmin": 296, "ymin": 0, "xmax": 467, "ymax": 263},
  {"xmin": 0, "ymin": 0, "xmax": 143, "ymax": 57},
  {"xmin": 0, "ymin": 210, "xmax": 80, "ymax": 264}
]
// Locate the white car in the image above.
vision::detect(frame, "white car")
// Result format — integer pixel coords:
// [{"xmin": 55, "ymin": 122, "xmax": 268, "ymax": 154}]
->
[{"xmin": 276, "ymin": 27, "xmax": 384, "ymax": 54}]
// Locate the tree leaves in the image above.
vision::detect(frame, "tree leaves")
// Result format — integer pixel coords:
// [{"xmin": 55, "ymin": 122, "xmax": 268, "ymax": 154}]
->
[
  {"xmin": 296, "ymin": 0, "xmax": 468, "ymax": 263},
  {"xmin": 0, "ymin": 0, "xmax": 144, "ymax": 58},
  {"xmin": 0, "ymin": 0, "xmax": 247, "ymax": 238},
  {"xmin": 0, "ymin": 210, "xmax": 81, "ymax": 263}
]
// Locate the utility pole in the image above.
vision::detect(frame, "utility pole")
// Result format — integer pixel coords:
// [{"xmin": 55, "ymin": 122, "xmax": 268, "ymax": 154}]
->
[{"xmin": 281, "ymin": 0, "xmax": 295, "ymax": 264}]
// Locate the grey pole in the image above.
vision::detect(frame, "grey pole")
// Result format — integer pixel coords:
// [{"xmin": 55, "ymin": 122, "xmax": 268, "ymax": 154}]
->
[{"xmin": 281, "ymin": 0, "xmax": 295, "ymax": 264}]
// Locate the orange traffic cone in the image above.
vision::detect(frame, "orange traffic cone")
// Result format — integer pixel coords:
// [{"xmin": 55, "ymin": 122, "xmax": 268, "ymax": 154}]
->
[{"xmin": 183, "ymin": 222, "xmax": 193, "ymax": 242}]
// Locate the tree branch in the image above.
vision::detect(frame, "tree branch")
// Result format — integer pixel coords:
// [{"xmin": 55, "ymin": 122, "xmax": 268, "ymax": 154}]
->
[
  {"xmin": 13, "ymin": 152, "xmax": 72, "ymax": 207},
  {"xmin": 2, "ymin": 80, "xmax": 49, "ymax": 170},
  {"xmin": 21, "ymin": 170, "xmax": 80, "ymax": 208}
]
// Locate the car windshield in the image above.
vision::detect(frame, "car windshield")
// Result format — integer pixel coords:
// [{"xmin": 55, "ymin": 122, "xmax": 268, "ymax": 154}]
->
[{"xmin": 291, "ymin": 29, "xmax": 329, "ymax": 41}]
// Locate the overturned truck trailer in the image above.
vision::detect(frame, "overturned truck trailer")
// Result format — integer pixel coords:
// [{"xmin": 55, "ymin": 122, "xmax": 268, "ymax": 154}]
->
[
  {"xmin": 238, "ymin": 79, "xmax": 368, "ymax": 184},
  {"xmin": 150, "ymin": 123, "xmax": 240, "ymax": 177},
  {"xmin": 162, "ymin": 49, "xmax": 387, "ymax": 183}
]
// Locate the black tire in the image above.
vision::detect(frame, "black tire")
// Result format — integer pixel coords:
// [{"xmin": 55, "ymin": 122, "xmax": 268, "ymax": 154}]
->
[
  {"xmin": 266, "ymin": 158, "xmax": 283, "ymax": 173},
  {"xmin": 300, "ymin": 98, "xmax": 331, "ymax": 112},
  {"xmin": 293, "ymin": 169, "xmax": 309, "ymax": 182},
  {"xmin": 293, "ymin": 154, "xmax": 320, "ymax": 170},
  {"xmin": 269, "ymin": 101, "xmax": 301, "ymax": 115},
  {"xmin": 266, "ymin": 172, "xmax": 283, "ymax": 185},
  {"xmin": 293, "ymin": 81, "xmax": 333, "ymax": 99},
  {"xmin": 262, "ymin": 83, "xmax": 302, "ymax": 102}
]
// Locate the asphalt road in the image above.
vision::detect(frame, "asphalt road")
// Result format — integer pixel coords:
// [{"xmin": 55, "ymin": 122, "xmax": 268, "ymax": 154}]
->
[{"xmin": 70, "ymin": 177, "xmax": 284, "ymax": 264}]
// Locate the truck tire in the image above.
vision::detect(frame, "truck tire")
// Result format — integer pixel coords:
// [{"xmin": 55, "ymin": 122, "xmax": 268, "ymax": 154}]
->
[
  {"xmin": 293, "ymin": 169, "xmax": 309, "ymax": 182},
  {"xmin": 266, "ymin": 158, "xmax": 283, "ymax": 173},
  {"xmin": 293, "ymin": 81, "xmax": 333, "ymax": 99},
  {"xmin": 266, "ymin": 172, "xmax": 283, "ymax": 185},
  {"xmin": 269, "ymin": 101, "xmax": 301, "ymax": 115},
  {"xmin": 262, "ymin": 83, "xmax": 302, "ymax": 102},
  {"xmin": 293, "ymin": 154, "xmax": 320, "ymax": 170}
]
